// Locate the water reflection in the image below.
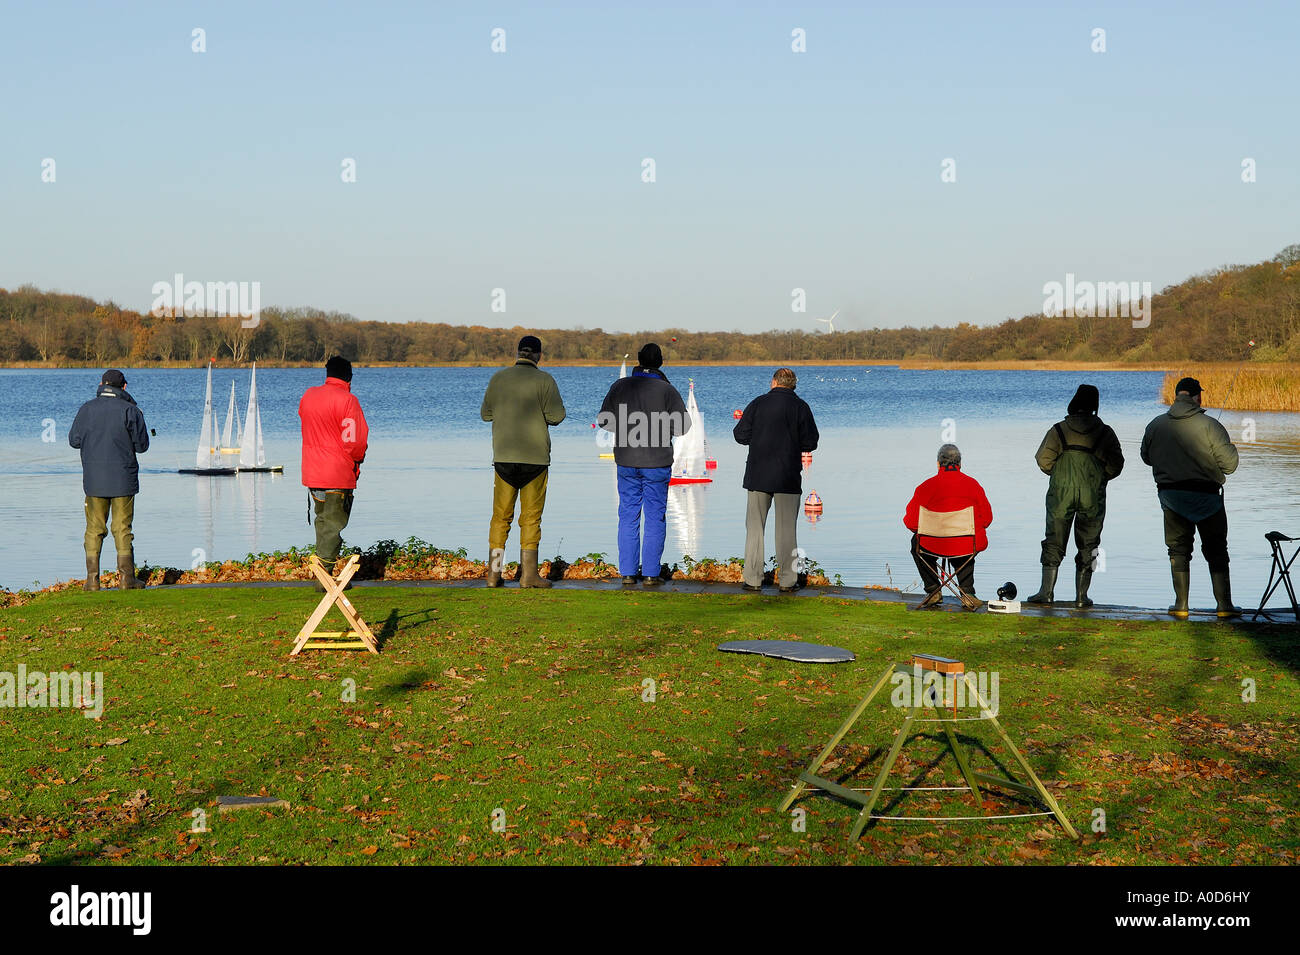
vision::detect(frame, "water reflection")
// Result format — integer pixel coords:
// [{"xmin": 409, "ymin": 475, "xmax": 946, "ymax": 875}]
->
[{"xmin": 666, "ymin": 483, "xmax": 707, "ymax": 559}]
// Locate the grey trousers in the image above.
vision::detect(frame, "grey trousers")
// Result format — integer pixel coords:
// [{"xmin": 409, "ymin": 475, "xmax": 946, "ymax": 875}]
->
[{"xmin": 745, "ymin": 491, "xmax": 800, "ymax": 587}]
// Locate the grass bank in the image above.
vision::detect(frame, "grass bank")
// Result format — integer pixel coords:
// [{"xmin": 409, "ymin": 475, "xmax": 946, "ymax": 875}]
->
[
  {"xmin": 0, "ymin": 539, "xmax": 845, "ymax": 605},
  {"xmin": 1, "ymin": 586, "xmax": 1295, "ymax": 865}
]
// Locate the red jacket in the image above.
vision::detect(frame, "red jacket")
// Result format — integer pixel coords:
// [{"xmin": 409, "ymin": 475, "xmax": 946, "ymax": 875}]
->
[
  {"xmin": 299, "ymin": 377, "xmax": 369, "ymax": 489},
  {"xmin": 904, "ymin": 466, "xmax": 993, "ymax": 556}
]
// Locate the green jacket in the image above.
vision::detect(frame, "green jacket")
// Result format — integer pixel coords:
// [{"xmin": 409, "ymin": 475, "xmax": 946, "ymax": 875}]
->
[
  {"xmin": 1140, "ymin": 396, "xmax": 1239, "ymax": 488},
  {"xmin": 480, "ymin": 359, "xmax": 566, "ymax": 465},
  {"xmin": 1035, "ymin": 414, "xmax": 1124, "ymax": 518}
]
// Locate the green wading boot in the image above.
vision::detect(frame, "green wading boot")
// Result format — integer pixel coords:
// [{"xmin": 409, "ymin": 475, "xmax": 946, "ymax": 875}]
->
[
  {"xmin": 84, "ymin": 552, "xmax": 101, "ymax": 592},
  {"xmin": 518, "ymin": 549, "xmax": 552, "ymax": 589},
  {"xmin": 1168, "ymin": 567, "xmax": 1191, "ymax": 618},
  {"xmin": 1026, "ymin": 565, "xmax": 1058, "ymax": 605},
  {"xmin": 118, "ymin": 551, "xmax": 144, "ymax": 590},
  {"xmin": 485, "ymin": 547, "xmax": 505, "ymax": 588},
  {"xmin": 1074, "ymin": 566, "xmax": 1094, "ymax": 609},
  {"xmin": 1210, "ymin": 569, "xmax": 1241, "ymax": 618}
]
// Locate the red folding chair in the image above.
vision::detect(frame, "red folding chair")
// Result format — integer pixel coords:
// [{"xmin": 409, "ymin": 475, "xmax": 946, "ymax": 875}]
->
[{"xmin": 914, "ymin": 506, "xmax": 980, "ymax": 611}]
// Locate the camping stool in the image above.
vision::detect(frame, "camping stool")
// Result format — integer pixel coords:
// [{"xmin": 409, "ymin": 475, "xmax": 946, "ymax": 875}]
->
[
  {"xmin": 778, "ymin": 653, "xmax": 1079, "ymax": 843},
  {"xmin": 914, "ymin": 505, "xmax": 980, "ymax": 610},
  {"xmin": 291, "ymin": 554, "xmax": 379, "ymax": 655},
  {"xmin": 1252, "ymin": 531, "xmax": 1300, "ymax": 621}
]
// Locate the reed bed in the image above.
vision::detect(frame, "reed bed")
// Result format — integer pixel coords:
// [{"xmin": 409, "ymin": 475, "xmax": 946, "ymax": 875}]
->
[{"xmin": 1161, "ymin": 364, "xmax": 1300, "ymax": 412}]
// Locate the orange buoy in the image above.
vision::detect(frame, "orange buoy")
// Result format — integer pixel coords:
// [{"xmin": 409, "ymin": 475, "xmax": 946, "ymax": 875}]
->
[
  {"xmin": 733, "ymin": 409, "xmax": 743, "ymax": 419},
  {"xmin": 801, "ymin": 451, "xmax": 813, "ymax": 469},
  {"xmin": 804, "ymin": 490, "xmax": 823, "ymax": 511}
]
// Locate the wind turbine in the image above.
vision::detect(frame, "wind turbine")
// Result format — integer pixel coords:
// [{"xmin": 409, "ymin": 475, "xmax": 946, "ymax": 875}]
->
[{"xmin": 816, "ymin": 309, "xmax": 840, "ymax": 334}]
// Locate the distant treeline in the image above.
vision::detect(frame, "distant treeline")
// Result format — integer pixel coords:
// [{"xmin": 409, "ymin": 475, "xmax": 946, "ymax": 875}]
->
[{"xmin": 2, "ymin": 245, "xmax": 1297, "ymax": 367}]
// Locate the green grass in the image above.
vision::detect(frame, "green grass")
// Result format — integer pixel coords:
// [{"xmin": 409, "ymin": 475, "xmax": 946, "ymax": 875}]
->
[{"xmin": 1, "ymin": 586, "xmax": 1297, "ymax": 865}]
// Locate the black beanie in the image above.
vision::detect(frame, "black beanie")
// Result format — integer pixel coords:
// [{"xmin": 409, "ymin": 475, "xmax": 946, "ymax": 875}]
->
[
  {"xmin": 1068, "ymin": 383, "xmax": 1099, "ymax": 415},
  {"xmin": 637, "ymin": 343, "xmax": 663, "ymax": 369},
  {"xmin": 326, "ymin": 356, "xmax": 353, "ymax": 382}
]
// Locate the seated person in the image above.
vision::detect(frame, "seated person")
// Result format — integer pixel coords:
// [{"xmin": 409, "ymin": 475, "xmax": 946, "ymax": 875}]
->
[{"xmin": 903, "ymin": 443, "xmax": 993, "ymax": 609}]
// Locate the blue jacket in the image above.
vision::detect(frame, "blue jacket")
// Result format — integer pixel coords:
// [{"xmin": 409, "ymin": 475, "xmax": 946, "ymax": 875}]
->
[{"xmin": 69, "ymin": 385, "xmax": 150, "ymax": 497}]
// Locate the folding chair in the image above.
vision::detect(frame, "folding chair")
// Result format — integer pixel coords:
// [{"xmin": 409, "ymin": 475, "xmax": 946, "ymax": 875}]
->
[
  {"xmin": 1252, "ymin": 531, "xmax": 1299, "ymax": 621},
  {"xmin": 914, "ymin": 506, "xmax": 980, "ymax": 610}
]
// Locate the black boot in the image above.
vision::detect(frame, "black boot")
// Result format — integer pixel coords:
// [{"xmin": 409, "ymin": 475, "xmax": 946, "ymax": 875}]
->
[
  {"xmin": 1074, "ymin": 565, "xmax": 1094, "ymax": 609},
  {"xmin": 1210, "ymin": 569, "xmax": 1241, "ymax": 618},
  {"xmin": 518, "ymin": 549, "xmax": 552, "ymax": 589},
  {"xmin": 118, "ymin": 551, "xmax": 144, "ymax": 590},
  {"xmin": 1168, "ymin": 565, "xmax": 1190, "ymax": 618},
  {"xmin": 1026, "ymin": 565, "xmax": 1058, "ymax": 605}
]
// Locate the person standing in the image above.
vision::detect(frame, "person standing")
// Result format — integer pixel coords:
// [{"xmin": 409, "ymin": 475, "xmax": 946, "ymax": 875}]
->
[
  {"xmin": 1026, "ymin": 384, "xmax": 1125, "ymax": 608},
  {"xmin": 299, "ymin": 357, "xmax": 369, "ymax": 578},
  {"xmin": 904, "ymin": 444, "xmax": 993, "ymax": 610},
  {"xmin": 69, "ymin": 369, "xmax": 150, "ymax": 590},
  {"xmin": 733, "ymin": 367, "xmax": 819, "ymax": 593},
  {"xmin": 481, "ymin": 335, "xmax": 567, "ymax": 588},
  {"xmin": 1140, "ymin": 377, "xmax": 1240, "ymax": 618},
  {"xmin": 598, "ymin": 343, "xmax": 688, "ymax": 586}
]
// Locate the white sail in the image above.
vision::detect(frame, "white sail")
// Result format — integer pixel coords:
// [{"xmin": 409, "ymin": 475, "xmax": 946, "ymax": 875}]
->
[
  {"xmin": 196, "ymin": 363, "xmax": 216, "ymax": 468},
  {"xmin": 619, "ymin": 355, "xmax": 628, "ymax": 378},
  {"xmin": 220, "ymin": 381, "xmax": 238, "ymax": 451},
  {"xmin": 672, "ymin": 380, "xmax": 709, "ymax": 479},
  {"xmin": 239, "ymin": 363, "xmax": 266, "ymax": 467}
]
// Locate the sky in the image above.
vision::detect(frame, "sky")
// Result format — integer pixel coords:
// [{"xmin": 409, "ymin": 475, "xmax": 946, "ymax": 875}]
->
[{"xmin": 2, "ymin": 0, "xmax": 1296, "ymax": 334}]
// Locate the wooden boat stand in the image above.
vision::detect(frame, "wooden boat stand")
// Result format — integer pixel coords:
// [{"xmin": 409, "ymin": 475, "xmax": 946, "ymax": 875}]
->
[
  {"xmin": 291, "ymin": 554, "xmax": 379, "ymax": 656},
  {"xmin": 778, "ymin": 654, "xmax": 1079, "ymax": 842}
]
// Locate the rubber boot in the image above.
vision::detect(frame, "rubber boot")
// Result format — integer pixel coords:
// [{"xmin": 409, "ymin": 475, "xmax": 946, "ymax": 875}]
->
[
  {"xmin": 118, "ymin": 551, "xmax": 144, "ymax": 590},
  {"xmin": 485, "ymin": 547, "xmax": 505, "ymax": 588},
  {"xmin": 1210, "ymin": 569, "xmax": 1241, "ymax": 618},
  {"xmin": 1026, "ymin": 565, "xmax": 1057, "ymax": 605},
  {"xmin": 1168, "ymin": 567, "xmax": 1190, "ymax": 618},
  {"xmin": 84, "ymin": 552, "xmax": 101, "ymax": 592},
  {"xmin": 1074, "ymin": 565, "xmax": 1094, "ymax": 609},
  {"xmin": 518, "ymin": 549, "xmax": 552, "ymax": 589}
]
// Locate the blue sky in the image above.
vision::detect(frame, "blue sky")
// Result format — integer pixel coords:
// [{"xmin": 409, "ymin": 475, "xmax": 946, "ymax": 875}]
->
[{"xmin": 2, "ymin": 0, "xmax": 1296, "ymax": 333}]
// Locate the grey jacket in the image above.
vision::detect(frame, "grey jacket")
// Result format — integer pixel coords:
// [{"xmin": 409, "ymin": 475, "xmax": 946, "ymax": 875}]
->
[
  {"xmin": 1140, "ymin": 396, "xmax": 1238, "ymax": 490},
  {"xmin": 69, "ymin": 385, "xmax": 150, "ymax": 497}
]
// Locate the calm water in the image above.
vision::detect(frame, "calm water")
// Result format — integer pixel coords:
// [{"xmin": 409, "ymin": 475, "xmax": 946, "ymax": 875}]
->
[{"xmin": 3, "ymin": 366, "xmax": 1298, "ymax": 609}]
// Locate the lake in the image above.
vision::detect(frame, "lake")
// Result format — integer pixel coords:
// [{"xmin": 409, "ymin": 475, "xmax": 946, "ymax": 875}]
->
[{"xmin": 3, "ymin": 365, "xmax": 1298, "ymax": 610}]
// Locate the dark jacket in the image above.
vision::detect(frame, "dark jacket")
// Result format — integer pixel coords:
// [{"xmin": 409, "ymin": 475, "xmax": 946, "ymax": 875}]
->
[
  {"xmin": 68, "ymin": 385, "xmax": 150, "ymax": 497},
  {"xmin": 480, "ymin": 359, "xmax": 566, "ymax": 465},
  {"xmin": 1140, "ymin": 396, "xmax": 1239, "ymax": 491},
  {"xmin": 1034, "ymin": 413, "xmax": 1124, "ymax": 518},
  {"xmin": 598, "ymin": 368, "xmax": 689, "ymax": 469},
  {"xmin": 733, "ymin": 386, "xmax": 819, "ymax": 494}
]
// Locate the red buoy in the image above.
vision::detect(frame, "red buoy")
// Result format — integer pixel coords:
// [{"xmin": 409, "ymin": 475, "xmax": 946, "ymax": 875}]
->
[{"xmin": 733, "ymin": 409, "xmax": 743, "ymax": 419}]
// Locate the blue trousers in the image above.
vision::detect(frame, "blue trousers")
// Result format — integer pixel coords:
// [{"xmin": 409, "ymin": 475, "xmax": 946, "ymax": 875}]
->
[{"xmin": 616, "ymin": 465, "xmax": 671, "ymax": 577}]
